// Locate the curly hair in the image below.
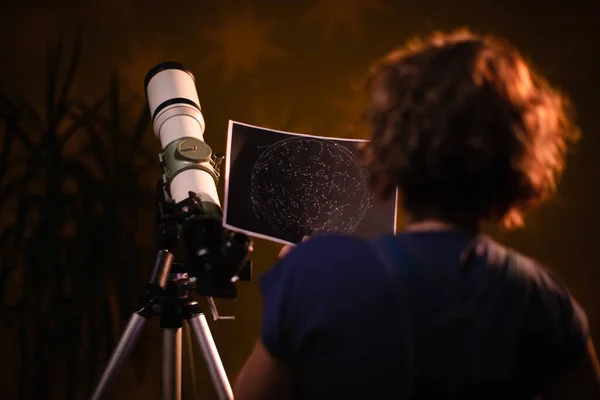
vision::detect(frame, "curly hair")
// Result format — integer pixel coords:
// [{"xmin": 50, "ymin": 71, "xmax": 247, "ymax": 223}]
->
[{"xmin": 361, "ymin": 28, "xmax": 580, "ymax": 229}]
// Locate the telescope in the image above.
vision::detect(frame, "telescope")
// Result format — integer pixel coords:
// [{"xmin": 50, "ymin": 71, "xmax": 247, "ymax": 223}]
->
[
  {"xmin": 148, "ymin": 61, "xmax": 252, "ymax": 298},
  {"xmin": 90, "ymin": 62, "xmax": 252, "ymax": 400}
]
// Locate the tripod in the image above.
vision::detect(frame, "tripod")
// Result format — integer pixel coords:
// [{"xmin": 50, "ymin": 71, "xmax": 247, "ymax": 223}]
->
[
  {"xmin": 90, "ymin": 249, "xmax": 233, "ymax": 400},
  {"xmin": 90, "ymin": 183, "xmax": 251, "ymax": 400}
]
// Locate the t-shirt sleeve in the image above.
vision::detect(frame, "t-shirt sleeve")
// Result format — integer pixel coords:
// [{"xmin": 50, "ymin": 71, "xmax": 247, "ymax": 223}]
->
[
  {"xmin": 258, "ymin": 239, "xmax": 330, "ymax": 362},
  {"xmin": 258, "ymin": 257, "xmax": 294, "ymax": 361},
  {"xmin": 520, "ymin": 263, "xmax": 590, "ymax": 383},
  {"xmin": 257, "ymin": 236, "xmax": 382, "ymax": 363}
]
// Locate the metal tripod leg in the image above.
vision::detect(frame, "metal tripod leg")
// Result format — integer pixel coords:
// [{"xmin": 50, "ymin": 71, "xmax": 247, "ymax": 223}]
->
[
  {"xmin": 90, "ymin": 250, "xmax": 174, "ymax": 400},
  {"xmin": 187, "ymin": 312, "xmax": 233, "ymax": 400},
  {"xmin": 90, "ymin": 314, "xmax": 147, "ymax": 400},
  {"xmin": 162, "ymin": 328, "xmax": 183, "ymax": 400}
]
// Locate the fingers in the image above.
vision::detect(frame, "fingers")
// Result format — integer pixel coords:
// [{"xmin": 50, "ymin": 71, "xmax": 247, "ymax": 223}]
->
[
  {"xmin": 279, "ymin": 244, "xmax": 293, "ymax": 259},
  {"xmin": 278, "ymin": 236, "xmax": 310, "ymax": 259}
]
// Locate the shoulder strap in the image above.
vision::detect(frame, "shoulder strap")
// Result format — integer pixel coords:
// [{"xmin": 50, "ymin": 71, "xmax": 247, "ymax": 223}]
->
[
  {"xmin": 503, "ymin": 248, "xmax": 533, "ymax": 328},
  {"xmin": 370, "ymin": 234, "xmax": 417, "ymax": 390},
  {"xmin": 371, "ymin": 234, "xmax": 413, "ymax": 281}
]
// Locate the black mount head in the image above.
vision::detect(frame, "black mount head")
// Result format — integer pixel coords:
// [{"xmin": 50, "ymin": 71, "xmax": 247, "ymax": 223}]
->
[{"xmin": 154, "ymin": 179, "xmax": 252, "ymax": 299}]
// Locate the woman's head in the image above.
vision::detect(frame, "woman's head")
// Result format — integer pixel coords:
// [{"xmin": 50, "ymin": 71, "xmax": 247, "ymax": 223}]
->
[{"xmin": 362, "ymin": 28, "xmax": 580, "ymax": 229}]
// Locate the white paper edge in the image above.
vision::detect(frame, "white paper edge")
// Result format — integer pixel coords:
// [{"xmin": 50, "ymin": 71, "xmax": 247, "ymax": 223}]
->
[
  {"xmin": 222, "ymin": 119, "xmax": 398, "ymax": 247},
  {"xmin": 393, "ymin": 187, "xmax": 399, "ymax": 233},
  {"xmin": 222, "ymin": 221, "xmax": 296, "ymax": 247},
  {"xmin": 229, "ymin": 120, "xmax": 369, "ymax": 142},
  {"xmin": 222, "ymin": 119, "xmax": 234, "ymax": 228}
]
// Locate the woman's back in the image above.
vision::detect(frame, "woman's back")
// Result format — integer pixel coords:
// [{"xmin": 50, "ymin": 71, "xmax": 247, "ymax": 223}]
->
[
  {"xmin": 258, "ymin": 231, "xmax": 589, "ymax": 399},
  {"xmin": 234, "ymin": 29, "xmax": 599, "ymax": 399}
]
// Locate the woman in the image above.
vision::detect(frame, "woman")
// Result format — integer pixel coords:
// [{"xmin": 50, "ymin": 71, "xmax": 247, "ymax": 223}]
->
[{"xmin": 234, "ymin": 29, "xmax": 600, "ymax": 399}]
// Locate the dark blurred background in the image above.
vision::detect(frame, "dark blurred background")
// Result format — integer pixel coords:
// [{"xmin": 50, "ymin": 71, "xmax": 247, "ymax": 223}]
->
[{"xmin": 0, "ymin": 0, "xmax": 597, "ymax": 399}]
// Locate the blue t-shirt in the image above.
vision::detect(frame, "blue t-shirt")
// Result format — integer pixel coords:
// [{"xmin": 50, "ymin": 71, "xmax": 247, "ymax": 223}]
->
[{"xmin": 259, "ymin": 231, "xmax": 589, "ymax": 399}]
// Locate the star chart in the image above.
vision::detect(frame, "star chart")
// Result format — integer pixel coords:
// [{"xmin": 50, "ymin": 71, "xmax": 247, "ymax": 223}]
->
[{"xmin": 250, "ymin": 137, "xmax": 372, "ymax": 242}]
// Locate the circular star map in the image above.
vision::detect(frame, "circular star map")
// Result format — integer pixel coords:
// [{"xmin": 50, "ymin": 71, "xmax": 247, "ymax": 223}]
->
[{"xmin": 250, "ymin": 137, "xmax": 372, "ymax": 242}]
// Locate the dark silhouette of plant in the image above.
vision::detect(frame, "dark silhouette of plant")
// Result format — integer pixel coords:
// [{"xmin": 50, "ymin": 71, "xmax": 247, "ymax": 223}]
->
[{"xmin": 0, "ymin": 37, "xmax": 160, "ymax": 400}]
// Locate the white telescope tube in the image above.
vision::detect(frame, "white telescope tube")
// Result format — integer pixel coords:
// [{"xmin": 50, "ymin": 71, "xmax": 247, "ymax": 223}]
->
[{"xmin": 145, "ymin": 64, "xmax": 221, "ymax": 206}]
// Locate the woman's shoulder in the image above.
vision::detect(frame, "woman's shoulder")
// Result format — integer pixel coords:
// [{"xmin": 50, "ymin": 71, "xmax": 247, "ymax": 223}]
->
[
  {"xmin": 267, "ymin": 234, "xmax": 388, "ymax": 287},
  {"xmin": 288, "ymin": 233, "xmax": 373, "ymax": 254}
]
